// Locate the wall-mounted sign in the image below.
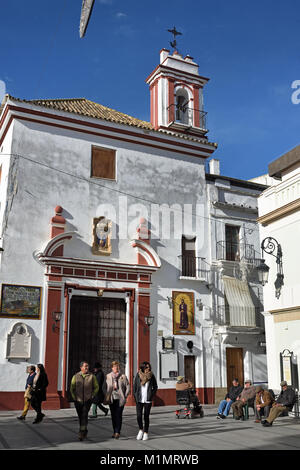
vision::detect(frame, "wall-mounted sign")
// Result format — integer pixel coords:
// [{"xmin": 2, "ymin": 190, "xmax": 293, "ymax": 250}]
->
[
  {"xmin": 159, "ymin": 351, "xmax": 179, "ymax": 381},
  {"xmin": 6, "ymin": 323, "xmax": 32, "ymax": 360},
  {"xmin": 172, "ymin": 291, "xmax": 195, "ymax": 335},
  {"xmin": 280, "ymin": 349, "xmax": 299, "ymax": 389},
  {"xmin": 0, "ymin": 284, "xmax": 42, "ymax": 319},
  {"xmin": 162, "ymin": 337, "xmax": 174, "ymax": 350}
]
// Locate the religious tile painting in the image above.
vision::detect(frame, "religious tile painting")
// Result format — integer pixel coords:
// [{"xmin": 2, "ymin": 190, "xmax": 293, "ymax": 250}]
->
[
  {"xmin": 0, "ymin": 284, "xmax": 42, "ymax": 319},
  {"xmin": 172, "ymin": 291, "xmax": 195, "ymax": 335},
  {"xmin": 92, "ymin": 216, "xmax": 112, "ymax": 256}
]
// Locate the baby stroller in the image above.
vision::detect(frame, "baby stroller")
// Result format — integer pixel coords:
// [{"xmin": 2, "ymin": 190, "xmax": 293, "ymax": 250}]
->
[{"xmin": 175, "ymin": 389, "xmax": 204, "ymax": 419}]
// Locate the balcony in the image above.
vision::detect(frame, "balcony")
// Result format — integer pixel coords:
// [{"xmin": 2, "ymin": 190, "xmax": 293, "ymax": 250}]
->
[
  {"xmin": 216, "ymin": 305, "xmax": 262, "ymax": 328},
  {"xmin": 167, "ymin": 104, "xmax": 207, "ymax": 131},
  {"xmin": 178, "ymin": 255, "xmax": 210, "ymax": 283},
  {"xmin": 216, "ymin": 241, "xmax": 261, "ymax": 266}
]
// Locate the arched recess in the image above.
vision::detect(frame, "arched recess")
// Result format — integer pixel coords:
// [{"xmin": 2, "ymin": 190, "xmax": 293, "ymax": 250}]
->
[
  {"xmin": 130, "ymin": 239, "xmax": 161, "ymax": 268},
  {"xmin": 35, "ymin": 231, "xmax": 76, "ymax": 261},
  {"xmin": 175, "ymin": 86, "xmax": 193, "ymax": 125}
]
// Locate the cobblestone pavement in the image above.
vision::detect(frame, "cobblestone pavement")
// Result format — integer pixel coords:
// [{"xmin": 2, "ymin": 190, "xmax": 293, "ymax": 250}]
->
[{"xmin": 0, "ymin": 405, "xmax": 299, "ymax": 451}]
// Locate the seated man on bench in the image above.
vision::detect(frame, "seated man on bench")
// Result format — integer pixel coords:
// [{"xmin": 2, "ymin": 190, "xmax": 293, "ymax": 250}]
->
[
  {"xmin": 231, "ymin": 379, "xmax": 256, "ymax": 420},
  {"xmin": 262, "ymin": 381, "xmax": 296, "ymax": 427}
]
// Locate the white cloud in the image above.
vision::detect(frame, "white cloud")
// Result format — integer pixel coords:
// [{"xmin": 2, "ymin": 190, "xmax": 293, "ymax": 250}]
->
[
  {"xmin": 0, "ymin": 80, "xmax": 6, "ymax": 103},
  {"xmin": 116, "ymin": 12, "xmax": 127, "ymax": 19}
]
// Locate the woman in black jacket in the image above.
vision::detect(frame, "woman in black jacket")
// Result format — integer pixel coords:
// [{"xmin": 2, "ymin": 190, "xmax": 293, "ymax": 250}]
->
[
  {"xmin": 133, "ymin": 361, "xmax": 157, "ymax": 441},
  {"xmin": 31, "ymin": 364, "xmax": 49, "ymax": 424}
]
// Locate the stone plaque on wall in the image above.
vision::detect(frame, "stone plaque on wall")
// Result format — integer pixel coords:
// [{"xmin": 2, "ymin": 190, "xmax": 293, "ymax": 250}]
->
[{"xmin": 6, "ymin": 323, "xmax": 32, "ymax": 360}]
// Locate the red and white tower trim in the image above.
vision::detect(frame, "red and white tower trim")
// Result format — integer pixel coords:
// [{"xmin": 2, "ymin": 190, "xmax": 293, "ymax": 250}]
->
[{"xmin": 146, "ymin": 49, "xmax": 210, "ymax": 137}]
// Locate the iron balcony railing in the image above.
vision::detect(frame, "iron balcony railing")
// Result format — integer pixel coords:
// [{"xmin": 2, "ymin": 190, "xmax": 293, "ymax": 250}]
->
[
  {"xmin": 216, "ymin": 241, "xmax": 262, "ymax": 265},
  {"xmin": 216, "ymin": 305, "xmax": 262, "ymax": 327},
  {"xmin": 178, "ymin": 255, "xmax": 210, "ymax": 282},
  {"xmin": 167, "ymin": 104, "xmax": 207, "ymax": 129}
]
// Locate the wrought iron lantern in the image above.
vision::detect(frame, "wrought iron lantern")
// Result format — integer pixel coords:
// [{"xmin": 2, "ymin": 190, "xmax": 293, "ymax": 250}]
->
[
  {"xmin": 257, "ymin": 237, "xmax": 284, "ymax": 299},
  {"xmin": 144, "ymin": 315, "xmax": 154, "ymax": 327},
  {"xmin": 52, "ymin": 311, "xmax": 62, "ymax": 332}
]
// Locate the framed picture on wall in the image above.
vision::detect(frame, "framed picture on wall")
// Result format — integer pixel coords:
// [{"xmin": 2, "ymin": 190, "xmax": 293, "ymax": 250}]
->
[
  {"xmin": 172, "ymin": 291, "xmax": 195, "ymax": 335},
  {"xmin": 0, "ymin": 284, "xmax": 42, "ymax": 319}
]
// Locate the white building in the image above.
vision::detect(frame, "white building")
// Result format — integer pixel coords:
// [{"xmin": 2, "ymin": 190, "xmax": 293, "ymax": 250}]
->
[
  {"xmin": 0, "ymin": 48, "xmax": 267, "ymax": 410},
  {"xmin": 257, "ymin": 145, "xmax": 300, "ymax": 394}
]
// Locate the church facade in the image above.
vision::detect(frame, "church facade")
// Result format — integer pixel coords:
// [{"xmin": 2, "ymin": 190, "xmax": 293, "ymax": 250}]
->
[{"xmin": 0, "ymin": 48, "xmax": 267, "ymax": 409}]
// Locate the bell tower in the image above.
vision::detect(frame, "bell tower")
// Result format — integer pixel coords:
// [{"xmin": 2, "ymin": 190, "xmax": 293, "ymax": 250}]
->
[{"xmin": 146, "ymin": 48, "xmax": 210, "ymax": 138}]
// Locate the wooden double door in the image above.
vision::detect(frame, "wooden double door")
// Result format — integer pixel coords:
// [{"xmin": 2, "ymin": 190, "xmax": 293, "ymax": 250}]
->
[{"xmin": 67, "ymin": 296, "xmax": 126, "ymax": 388}]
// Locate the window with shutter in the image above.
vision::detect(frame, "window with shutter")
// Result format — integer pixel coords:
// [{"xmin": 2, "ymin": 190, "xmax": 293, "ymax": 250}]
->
[{"xmin": 91, "ymin": 146, "xmax": 116, "ymax": 180}]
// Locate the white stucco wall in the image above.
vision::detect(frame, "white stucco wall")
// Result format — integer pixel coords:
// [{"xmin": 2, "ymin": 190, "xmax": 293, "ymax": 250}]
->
[
  {"xmin": 0, "ymin": 115, "xmax": 212, "ymax": 392},
  {"xmin": 258, "ymin": 165, "xmax": 300, "ymax": 391}
]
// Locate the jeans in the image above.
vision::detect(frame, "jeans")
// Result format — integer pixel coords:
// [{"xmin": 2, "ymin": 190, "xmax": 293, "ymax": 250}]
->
[
  {"xmin": 218, "ymin": 399, "xmax": 233, "ymax": 416},
  {"xmin": 74, "ymin": 400, "xmax": 92, "ymax": 431},
  {"xmin": 136, "ymin": 402, "xmax": 152, "ymax": 433},
  {"xmin": 109, "ymin": 399, "xmax": 124, "ymax": 434}
]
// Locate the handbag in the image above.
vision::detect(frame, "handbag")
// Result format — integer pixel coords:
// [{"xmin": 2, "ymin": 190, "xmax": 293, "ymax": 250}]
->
[
  {"xmin": 24, "ymin": 386, "xmax": 32, "ymax": 400},
  {"xmin": 102, "ymin": 390, "xmax": 112, "ymax": 405}
]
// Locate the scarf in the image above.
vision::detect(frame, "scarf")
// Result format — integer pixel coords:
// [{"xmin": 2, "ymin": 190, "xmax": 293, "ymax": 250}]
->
[
  {"xmin": 112, "ymin": 371, "xmax": 120, "ymax": 390},
  {"xmin": 139, "ymin": 370, "xmax": 153, "ymax": 386}
]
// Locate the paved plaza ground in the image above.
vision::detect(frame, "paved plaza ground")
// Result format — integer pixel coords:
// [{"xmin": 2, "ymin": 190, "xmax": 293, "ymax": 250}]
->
[{"xmin": 0, "ymin": 404, "xmax": 299, "ymax": 453}]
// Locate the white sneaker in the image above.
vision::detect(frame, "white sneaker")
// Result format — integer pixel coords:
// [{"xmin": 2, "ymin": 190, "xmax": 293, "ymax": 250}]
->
[
  {"xmin": 143, "ymin": 432, "xmax": 149, "ymax": 441},
  {"xmin": 136, "ymin": 430, "xmax": 144, "ymax": 440}
]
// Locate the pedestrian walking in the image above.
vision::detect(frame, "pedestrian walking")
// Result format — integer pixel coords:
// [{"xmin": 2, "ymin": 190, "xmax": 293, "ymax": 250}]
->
[
  {"xmin": 30, "ymin": 363, "xmax": 49, "ymax": 424},
  {"xmin": 17, "ymin": 365, "xmax": 36, "ymax": 421},
  {"xmin": 104, "ymin": 361, "xmax": 130, "ymax": 439},
  {"xmin": 90, "ymin": 362, "xmax": 109, "ymax": 418},
  {"xmin": 133, "ymin": 361, "xmax": 158, "ymax": 441},
  {"xmin": 70, "ymin": 361, "xmax": 99, "ymax": 441}
]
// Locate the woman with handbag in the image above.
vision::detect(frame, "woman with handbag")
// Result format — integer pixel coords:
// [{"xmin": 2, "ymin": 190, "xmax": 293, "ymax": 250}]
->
[
  {"xmin": 17, "ymin": 365, "xmax": 36, "ymax": 421},
  {"xmin": 30, "ymin": 364, "xmax": 49, "ymax": 424},
  {"xmin": 133, "ymin": 361, "xmax": 158, "ymax": 441},
  {"xmin": 104, "ymin": 361, "xmax": 130, "ymax": 439}
]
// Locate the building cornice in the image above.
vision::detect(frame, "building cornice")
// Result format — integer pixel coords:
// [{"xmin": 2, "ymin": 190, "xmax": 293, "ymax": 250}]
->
[{"xmin": 257, "ymin": 197, "xmax": 300, "ymax": 226}]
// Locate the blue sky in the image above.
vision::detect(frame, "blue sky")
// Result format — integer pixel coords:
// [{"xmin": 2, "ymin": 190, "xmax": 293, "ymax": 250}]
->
[{"xmin": 1, "ymin": 0, "xmax": 300, "ymax": 180}]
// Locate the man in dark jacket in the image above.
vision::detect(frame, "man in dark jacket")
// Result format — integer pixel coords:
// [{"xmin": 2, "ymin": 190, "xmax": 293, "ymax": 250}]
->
[
  {"xmin": 262, "ymin": 381, "xmax": 296, "ymax": 427},
  {"xmin": 90, "ymin": 362, "xmax": 109, "ymax": 418},
  {"xmin": 217, "ymin": 378, "xmax": 243, "ymax": 419}
]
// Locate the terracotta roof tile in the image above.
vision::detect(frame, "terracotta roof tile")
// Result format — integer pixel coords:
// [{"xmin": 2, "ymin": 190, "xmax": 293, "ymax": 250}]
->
[
  {"xmin": 16, "ymin": 96, "xmax": 154, "ymax": 130},
  {"xmin": 1, "ymin": 95, "xmax": 218, "ymax": 147}
]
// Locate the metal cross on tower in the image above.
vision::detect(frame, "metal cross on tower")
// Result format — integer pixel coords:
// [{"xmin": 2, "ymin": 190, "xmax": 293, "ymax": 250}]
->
[{"xmin": 167, "ymin": 26, "xmax": 182, "ymax": 51}]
